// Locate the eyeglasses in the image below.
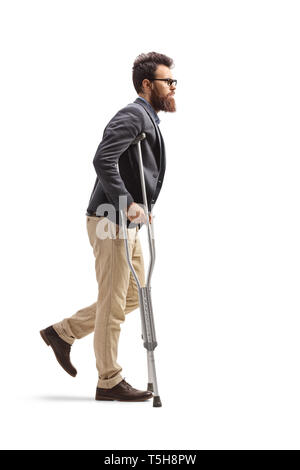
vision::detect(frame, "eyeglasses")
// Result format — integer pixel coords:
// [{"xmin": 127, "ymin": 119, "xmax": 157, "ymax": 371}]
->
[{"xmin": 151, "ymin": 78, "xmax": 177, "ymax": 87}]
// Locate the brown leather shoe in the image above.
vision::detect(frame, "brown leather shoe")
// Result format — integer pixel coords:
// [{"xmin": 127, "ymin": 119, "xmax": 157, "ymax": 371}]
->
[
  {"xmin": 40, "ymin": 326, "xmax": 77, "ymax": 377},
  {"xmin": 95, "ymin": 379, "xmax": 153, "ymax": 402}
]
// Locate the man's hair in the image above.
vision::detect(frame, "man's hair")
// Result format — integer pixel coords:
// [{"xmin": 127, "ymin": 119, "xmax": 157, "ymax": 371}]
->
[{"xmin": 132, "ymin": 51, "xmax": 174, "ymax": 94}]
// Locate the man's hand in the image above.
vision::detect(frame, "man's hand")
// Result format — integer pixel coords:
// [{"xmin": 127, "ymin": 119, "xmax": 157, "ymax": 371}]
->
[{"xmin": 125, "ymin": 202, "xmax": 152, "ymax": 224}]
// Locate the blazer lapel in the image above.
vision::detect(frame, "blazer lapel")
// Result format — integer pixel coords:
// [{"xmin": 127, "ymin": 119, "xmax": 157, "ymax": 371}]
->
[{"xmin": 133, "ymin": 98, "xmax": 163, "ymax": 167}]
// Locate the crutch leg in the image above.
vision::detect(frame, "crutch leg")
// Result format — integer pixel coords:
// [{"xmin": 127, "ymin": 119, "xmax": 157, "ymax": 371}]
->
[
  {"xmin": 147, "ymin": 355, "xmax": 154, "ymax": 391},
  {"xmin": 139, "ymin": 286, "xmax": 162, "ymax": 407},
  {"xmin": 147, "ymin": 351, "xmax": 162, "ymax": 407}
]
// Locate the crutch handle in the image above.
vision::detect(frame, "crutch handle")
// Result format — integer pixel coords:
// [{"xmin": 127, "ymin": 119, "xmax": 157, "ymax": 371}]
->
[{"xmin": 132, "ymin": 132, "xmax": 146, "ymax": 145}]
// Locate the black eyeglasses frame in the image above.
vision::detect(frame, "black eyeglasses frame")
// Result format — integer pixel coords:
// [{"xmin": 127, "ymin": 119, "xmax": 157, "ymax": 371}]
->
[{"xmin": 151, "ymin": 78, "xmax": 177, "ymax": 87}]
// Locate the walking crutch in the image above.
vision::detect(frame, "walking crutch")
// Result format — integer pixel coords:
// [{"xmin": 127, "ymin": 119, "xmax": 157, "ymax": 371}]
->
[{"xmin": 120, "ymin": 132, "xmax": 162, "ymax": 408}]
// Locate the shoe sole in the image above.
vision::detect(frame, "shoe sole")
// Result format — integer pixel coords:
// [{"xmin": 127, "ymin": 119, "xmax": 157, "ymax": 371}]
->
[
  {"xmin": 40, "ymin": 329, "xmax": 77, "ymax": 377},
  {"xmin": 95, "ymin": 396, "xmax": 152, "ymax": 402}
]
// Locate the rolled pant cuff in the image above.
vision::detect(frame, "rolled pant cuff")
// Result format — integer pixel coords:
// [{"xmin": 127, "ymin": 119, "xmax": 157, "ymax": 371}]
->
[
  {"xmin": 52, "ymin": 323, "xmax": 75, "ymax": 346},
  {"xmin": 97, "ymin": 374, "xmax": 123, "ymax": 389}
]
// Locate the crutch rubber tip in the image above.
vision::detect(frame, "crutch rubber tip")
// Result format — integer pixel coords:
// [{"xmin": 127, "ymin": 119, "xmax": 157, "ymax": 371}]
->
[
  {"xmin": 153, "ymin": 396, "xmax": 162, "ymax": 407},
  {"xmin": 147, "ymin": 383, "xmax": 154, "ymax": 392}
]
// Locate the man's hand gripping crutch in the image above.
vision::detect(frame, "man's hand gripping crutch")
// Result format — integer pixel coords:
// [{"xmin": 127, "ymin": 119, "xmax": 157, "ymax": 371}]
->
[{"xmin": 120, "ymin": 132, "xmax": 162, "ymax": 408}]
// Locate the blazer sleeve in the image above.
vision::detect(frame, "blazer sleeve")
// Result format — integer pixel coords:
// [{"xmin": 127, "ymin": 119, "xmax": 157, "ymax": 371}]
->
[{"xmin": 93, "ymin": 106, "xmax": 143, "ymax": 210}]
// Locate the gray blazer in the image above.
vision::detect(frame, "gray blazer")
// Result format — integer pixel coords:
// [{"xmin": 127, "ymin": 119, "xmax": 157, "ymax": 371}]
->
[{"xmin": 86, "ymin": 97, "xmax": 166, "ymax": 227}]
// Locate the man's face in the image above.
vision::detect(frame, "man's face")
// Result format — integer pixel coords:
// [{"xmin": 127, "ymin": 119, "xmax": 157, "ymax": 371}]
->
[{"xmin": 148, "ymin": 65, "xmax": 176, "ymax": 113}]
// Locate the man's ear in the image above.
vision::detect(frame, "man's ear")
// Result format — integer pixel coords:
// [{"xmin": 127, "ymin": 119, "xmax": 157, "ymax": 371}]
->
[{"xmin": 143, "ymin": 78, "xmax": 153, "ymax": 92}]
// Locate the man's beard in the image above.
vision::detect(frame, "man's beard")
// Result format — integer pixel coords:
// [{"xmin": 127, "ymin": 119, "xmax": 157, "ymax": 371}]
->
[{"xmin": 149, "ymin": 87, "xmax": 176, "ymax": 113}]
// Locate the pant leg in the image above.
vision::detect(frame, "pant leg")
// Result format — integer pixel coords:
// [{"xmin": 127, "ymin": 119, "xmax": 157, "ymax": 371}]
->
[
  {"xmin": 52, "ymin": 216, "xmax": 100, "ymax": 344},
  {"xmin": 89, "ymin": 216, "xmax": 138, "ymax": 388},
  {"xmin": 53, "ymin": 302, "xmax": 96, "ymax": 344}
]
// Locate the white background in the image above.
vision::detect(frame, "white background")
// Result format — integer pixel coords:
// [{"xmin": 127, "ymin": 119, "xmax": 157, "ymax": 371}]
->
[{"xmin": 0, "ymin": 0, "xmax": 300, "ymax": 450}]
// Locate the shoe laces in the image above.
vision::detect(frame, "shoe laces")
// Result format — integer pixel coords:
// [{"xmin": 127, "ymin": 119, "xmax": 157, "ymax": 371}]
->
[{"xmin": 122, "ymin": 378, "xmax": 133, "ymax": 390}]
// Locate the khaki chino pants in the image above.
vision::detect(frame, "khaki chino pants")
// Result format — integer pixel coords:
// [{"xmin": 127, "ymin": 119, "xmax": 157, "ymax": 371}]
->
[{"xmin": 53, "ymin": 215, "xmax": 145, "ymax": 389}]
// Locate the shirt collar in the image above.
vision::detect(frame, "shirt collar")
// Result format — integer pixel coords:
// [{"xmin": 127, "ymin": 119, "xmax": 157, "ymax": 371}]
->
[{"xmin": 136, "ymin": 96, "xmax": 160, "ymax": 125}]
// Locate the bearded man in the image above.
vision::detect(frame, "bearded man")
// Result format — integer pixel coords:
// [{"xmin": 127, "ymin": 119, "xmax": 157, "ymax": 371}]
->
[{"xmin": 40, "ymin": 51, "xmax": 177, "ymax": 402}]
